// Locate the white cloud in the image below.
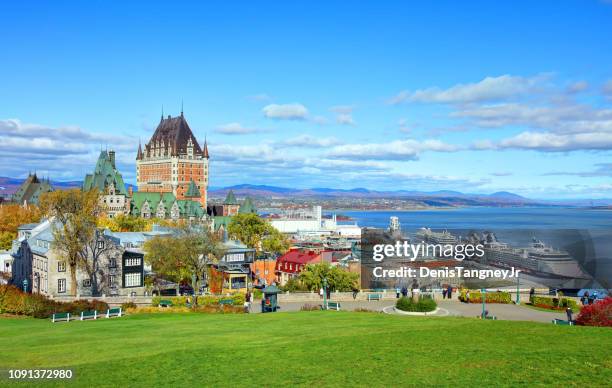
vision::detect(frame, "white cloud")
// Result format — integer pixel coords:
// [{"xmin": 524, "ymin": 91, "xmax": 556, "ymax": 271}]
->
[
  {"xmin": 453, "ymin": 102, "xmax": 612, "ymax": 134},
  {"xmin": 328, "ymin": 139, "xmax": 459, "ymax": 160},
  {"xmin": 566, "ymin": 81, "xmax": 589, "ymax": 94},
  {"xmin": 389, "ymin": 74, "xmax": 549, "ymax": 104},
  {"xmin": 263, "ymin": 103, "xmax": 308, "ymax": 120},
  {"xmin": 215, "ymin": 122, "xmax": 266, "ymax": 135},
  {"xmin": 281, "ymin": 134, "xmax": 341, "ymax": 148},
  {"xmin": 479, "ymin": 131, "xmax": 612, "ymax": 152}
]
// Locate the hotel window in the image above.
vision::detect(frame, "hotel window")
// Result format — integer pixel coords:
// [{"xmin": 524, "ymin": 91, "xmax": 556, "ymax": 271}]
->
[
  {"xmin": 83, "ymin": 279, "xmax": 91, "ymax": 287},
  {"xmin": 97, "ymin": 240, "xmax": 105, "ymax": 249},
  {"xmin": 124, "ymin": 272, "xmax": 141, "ymax": 287},
  {"xmin": 58, "ymin": 279, "xmax": 66, "ymax": 293},
  {"xmin": 109, "ymin": 258, "xmax": 117, "ymax": 268},
  {"xmin": 58, "ymin": 261, "xmax": 66, "ymax": 272},
  {"xmin": 109, "ymin": 275, "xmax": 116, "ymax": 287}
]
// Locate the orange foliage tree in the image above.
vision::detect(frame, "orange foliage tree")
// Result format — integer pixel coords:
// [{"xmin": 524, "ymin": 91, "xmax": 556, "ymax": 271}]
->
[{"xmin": 0, "ymin": 204, "xmax": 42, "ymax": 250}]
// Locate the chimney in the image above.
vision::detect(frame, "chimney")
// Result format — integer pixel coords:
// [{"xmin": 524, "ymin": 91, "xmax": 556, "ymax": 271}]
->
[{"xmin": 108, "ymin": 150, "xmax": 116, "ymax": 168}]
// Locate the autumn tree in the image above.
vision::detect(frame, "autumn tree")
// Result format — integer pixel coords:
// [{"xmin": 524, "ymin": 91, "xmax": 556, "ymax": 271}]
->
[
  {"xmin": 0, "ymin": 204, "xmax": 42, "ymax": 250},
  {"xmin": 228, "ymin": 213, "xmax": 289, "ymax": 255},
  {"xmin": 39, "ymin": 189, "xmax": 100, "ymax": 296},
  {"xmin": 144, "ymin": 228, "xmax": 225, "ymax": 300}
]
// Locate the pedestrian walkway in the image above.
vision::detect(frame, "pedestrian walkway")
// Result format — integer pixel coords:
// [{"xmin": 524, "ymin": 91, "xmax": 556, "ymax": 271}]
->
[{"xmin": 260, "ymin": 298, "xmax": 569, "ymax": 323}]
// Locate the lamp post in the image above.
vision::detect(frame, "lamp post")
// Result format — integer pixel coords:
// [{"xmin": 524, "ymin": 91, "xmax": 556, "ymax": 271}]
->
[
  {"xmin": 22, "ymin": 279, "xmax": 29, "ymax": 293},
  {"xmin": 481, "ymin": 288, "xmax": 486, "ymax": 319},
  {"xmin": 515, "ymin": 272, "xmax": 520, "ymax": 305},
  {"xmin": 323, "ymin": 277, "xmax": 328, "ymax": 310}
]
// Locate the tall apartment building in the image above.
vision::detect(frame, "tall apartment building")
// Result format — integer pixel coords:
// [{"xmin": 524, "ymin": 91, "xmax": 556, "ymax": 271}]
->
[{"xmin": 136, "ymin": 112, "xmax": 209, "ymax": 208}]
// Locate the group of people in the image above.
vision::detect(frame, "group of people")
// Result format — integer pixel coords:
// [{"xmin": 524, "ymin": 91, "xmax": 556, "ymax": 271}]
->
[
  {"xmin": 580, "ymin": 291, "xmax": 598, "ymax": 306},
  {"xmin": 441, "ymin": 285, "xmax": 453, "ymax": 300}
]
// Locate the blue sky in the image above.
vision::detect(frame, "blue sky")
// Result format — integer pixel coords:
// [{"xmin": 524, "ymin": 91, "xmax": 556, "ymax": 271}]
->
[{"xmin": 1, "ymin": 1, "xmax": 612, "ymax": 199}]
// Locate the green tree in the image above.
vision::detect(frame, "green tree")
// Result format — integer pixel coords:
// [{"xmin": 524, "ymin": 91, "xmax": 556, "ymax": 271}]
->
[
  {"xmin": 144, "ymin": 228, "xmax": 226, "ymax": 300},
  {"xmin": 228, "ymin": 213, "xmax": 289, "ymax": 255},
  {"xmin": 298, "ymin": 262, "xmax": 359, "ymax": 292},
  {"xmin": 39, "ymin": 189, "xmax": 100, "ymax": 296}
]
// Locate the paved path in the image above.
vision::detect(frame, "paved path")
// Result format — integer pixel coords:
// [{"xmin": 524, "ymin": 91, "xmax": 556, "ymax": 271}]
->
[{"xmin": 252, "ymin": 299, "xmax": 568, "ymax": 323}]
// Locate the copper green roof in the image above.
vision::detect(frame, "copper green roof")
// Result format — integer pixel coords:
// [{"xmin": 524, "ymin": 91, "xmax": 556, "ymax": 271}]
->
[
  {"xmin": 185, "ymin": 179, "xmax": 201, "ymax": 198},
  {"xmin": 223, "ymin": 190, "xmax": 238, "ymax": 205},
  {"xmin": 213, "ymin": 216, "xmax": 232, "ymax": 231},
  {"xmin": 12, "ymin": 173, "xmax": 53, "ymax": 205},
  {"xmin": 131, "ymin": 191, "xmax": 205, "ymax": 219},
  {"xmin": 239, "ymin": 197, "xmax": 256, "ymax": 214},
  {"xmin": 83, "ymin": 151, "xmax": 127, "ymax": 195}
]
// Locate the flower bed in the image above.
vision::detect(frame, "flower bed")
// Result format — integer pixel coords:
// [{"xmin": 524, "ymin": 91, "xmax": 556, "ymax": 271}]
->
[
  {"xmin": 576, "ymin": 297, "xmax": 611, "ymax": 327},
  {"xmin": 459, "ymin": 289, "xmax": 511, "ymax": 304},
  {"xmin": 395, "ymin": 296, "xmax": 437, "ymax": 312},
  {"xmin": 0, "ymin": 285, "xmax": 109, "ymax": 318},
  {"xmin": 530, "ymin": 295, "xmax": 579, "ymax": 311},
  {"xmin": 151, "ymin": 293, "xmax": 245, "ymax": 307}
]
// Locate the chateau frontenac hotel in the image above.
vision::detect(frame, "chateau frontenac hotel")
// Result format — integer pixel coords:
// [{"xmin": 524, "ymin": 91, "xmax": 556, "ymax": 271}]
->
[
  {"xmin": 136, "ymin": 112, "xmax": 209, "ymax": 208},
  {"xmin": 74, "ymin": 111, "xmax": 255, "ymax": 229}
]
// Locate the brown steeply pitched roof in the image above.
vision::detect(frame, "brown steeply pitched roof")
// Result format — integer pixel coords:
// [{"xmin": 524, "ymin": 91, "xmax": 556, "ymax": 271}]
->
[{"xmin": 146, "ymin": 114, "xmax": 202, "ymax": 157}]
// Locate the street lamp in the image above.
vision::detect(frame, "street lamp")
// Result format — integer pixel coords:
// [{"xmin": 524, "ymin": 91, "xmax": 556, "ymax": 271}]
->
[
  {"xmin": 323, "ymin": 277, "xmax": 328, "ymax": 310},
  {"xmin": 22, "ymin": 279, "xmax": 28, "ymax": 293},
  {"xmin": 515, "ymin": 272, "xmax": 520, "ymax": 305},
  {"xmin": 481, "ymin": 287, "xmax": 486, "ymax": 319}
]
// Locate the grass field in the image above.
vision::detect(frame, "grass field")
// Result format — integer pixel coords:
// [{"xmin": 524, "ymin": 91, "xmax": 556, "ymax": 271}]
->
[{"xmin": 1, "ymin": 312, "xmax": 611, "ymax": 387}]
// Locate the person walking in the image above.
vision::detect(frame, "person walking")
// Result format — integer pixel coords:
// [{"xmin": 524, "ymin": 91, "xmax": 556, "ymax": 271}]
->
[
  {"xmin": 319, "ymin": 287, "xmax": 324, "ymax": 299},
  {"xmin": 566, "ymin": 307, "xmax": 573, "ymax": 323},
  {"xmin": 352, "ymin": 287, "xmax": 358, "ymax": 300},
  {"xmin": 396, "ymin": 287, "xmax": 400, "ymax": 299},
  {"xmin": 401, "ymin": 286, "xmax": 408, "ymax": 298},
  {"xmin": 529, "ymin": 287, "xmax": 535, "ymax": 302},
  {"xmin": 442, "ymin": 287, "xmax": 448, "ymax": 300},
  {"xmin": 447, "ymin": 285, "xmax": 453, "ymax": 300}
]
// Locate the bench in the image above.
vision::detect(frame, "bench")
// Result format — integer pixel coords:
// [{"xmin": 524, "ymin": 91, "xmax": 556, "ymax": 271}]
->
[
  {"xmin": 80, "ymin": 310, "xmax": 97, "ymax": 320},
  {"xmin": 106, "ymin": 307, "xmax": 122, "ymax": 318},
  {"xmin": 158, "ymin": 300, "xmax": 173, "ymax": 308},
  {"xmin": 367, "ymin": 293, "xmax": 382, "ymax": 301},
  {"xmin": 327, "ymin": 301, "xmax": 341, "ymax": 311},
  {"xmin": 552, "ymin": 319, "xmax": 573, "ymax": 326},
  {"xmin": 219, "ymin": 299, "xmax": 234, "ymax": 306},
  {"xmin": 52, "ymin": 312, "xmax": 70, "ymax": 323}
]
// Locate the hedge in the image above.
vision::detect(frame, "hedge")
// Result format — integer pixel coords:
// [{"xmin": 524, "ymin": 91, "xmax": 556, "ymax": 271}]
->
[
  {"xmin": 530, "ymin": 295, "xmax": 579, "ymax": 310},
  {"xmin": 396, "ymin": 296, "xmax": 437, "ymax": 312},
  {"xmin": 459, "ymin": 289, "xmax": 511, "ymax": 304},
  {"xmin": 151, "ymin": 293, "xmax": 245, "ymax": 307},
  {"xmin": 0, "ymin": 285, "xmax": 109, "ymax": 318}
]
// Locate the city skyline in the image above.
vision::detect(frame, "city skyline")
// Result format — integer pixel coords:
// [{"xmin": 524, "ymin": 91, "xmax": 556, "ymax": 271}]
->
[{"xmin": 1, "ymin": 1, "xmax": 612, "ymax": 199}]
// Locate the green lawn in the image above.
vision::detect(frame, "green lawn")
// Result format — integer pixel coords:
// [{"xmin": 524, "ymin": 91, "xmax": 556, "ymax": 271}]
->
[{"xmin": 1, "ymin": 312, "xmax": 611, "ymax": 387}]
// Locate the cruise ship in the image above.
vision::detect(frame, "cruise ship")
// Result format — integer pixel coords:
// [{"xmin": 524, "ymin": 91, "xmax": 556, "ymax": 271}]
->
[
  {"xmin": 415, "ymin": 227, "xmax": 458, "ymax": 245},
  {"xmin": 481, "ymin": 232, "xmax": 590, "ymax": 279}
]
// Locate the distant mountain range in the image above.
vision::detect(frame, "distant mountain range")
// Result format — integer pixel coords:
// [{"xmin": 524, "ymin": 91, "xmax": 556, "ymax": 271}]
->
[
  {"xmin": 206, "ymin": 184, "xmax": 540, "ymax": 206},
  {"xmin": 2, "ymin": 177, "xmax": 610, "ymax": 207}
]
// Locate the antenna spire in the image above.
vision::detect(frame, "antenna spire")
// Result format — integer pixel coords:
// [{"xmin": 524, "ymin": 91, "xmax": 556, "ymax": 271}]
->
[
  {"xmin": 181, "ymin": 99, "xmax": 184, "ymax": 116},
  {"xmin": 161, "ymin": 105, "xmax": 164, "ymax": 120}
]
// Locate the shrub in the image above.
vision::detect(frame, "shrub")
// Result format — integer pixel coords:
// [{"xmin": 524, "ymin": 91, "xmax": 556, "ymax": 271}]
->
[
  {"xmin": 151, "ymin": 293, "xmax": 245, "ymax": 307},
  {"xmin": 121, "ymin": 301, "xmax": 137, "ymax": 310},
  {"xmin": 396, "ymin": 296, "xmax": 437, "ymax": 312},
  {"xmin": 0, "ymin": 285, "xmax": 109, "ymax": 318},
  {"xmin": 459, "ymin": 289, "xmax": 511, "ymax": 304},
  {"xmin": 576, "ymin": 297, "xmax": 612, "ymax": 327},
  {"xmin": 300, "ymin": 303, "xmax": 321, "ymax": 311},
  {"xmin": 531, "ymin": 296, "xmax": 579, "ymax": 310}
]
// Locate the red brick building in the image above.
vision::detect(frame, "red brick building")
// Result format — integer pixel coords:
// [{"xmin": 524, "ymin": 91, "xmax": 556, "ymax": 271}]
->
[
  {"xmin": 275, "ymin": 249, "xmax": 333, "ymax": 285},
  {"xmin": 136, "ymin": 112, "xmax": 209, "ymax": 207}
]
